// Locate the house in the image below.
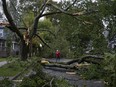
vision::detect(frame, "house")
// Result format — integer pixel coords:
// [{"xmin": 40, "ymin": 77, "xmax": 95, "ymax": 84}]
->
[
  {"xmin": 102, "ymin": 29, "xmax": 116, "ymax": 51},
  {"xmin": 0, "ymin": 26, "xmax": 20, "ymax": 57},
  {"xmin": 0, "ymin": 26, "xmax": 8, "ymax": 57},
  {"xmin": 0, "ymin": 14, "xmax": 20, "ymax": 57},
  {"xmin": 108, "ymin": 35, "xmax": 116, "ymax": 50}
]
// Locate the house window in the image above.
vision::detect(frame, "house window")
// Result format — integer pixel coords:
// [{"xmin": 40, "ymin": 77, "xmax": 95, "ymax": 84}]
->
[
  {"xmin": 0, "ymin": 41, "xmax": 6, "ymax": 51},
  {"xmin": 0, "ymin": 41, "xmax": 5, "ymax": 47},
  {"xmin": 0, "ymin": 33, "xmax": 3, "ymax": 37},
  {"xmin": 0, "ymin": 29, "xmax": 3, "ymax": 37},
  {"xmin": 0, "ymin": 42, "xmax": 2, "ymax": 47},
  {"xmin": 114, "ymin": 44, "xmax": 116, "ymax": 49}
]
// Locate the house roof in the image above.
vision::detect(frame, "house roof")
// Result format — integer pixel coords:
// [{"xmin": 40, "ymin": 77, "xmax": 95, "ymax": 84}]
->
[{"xmin": 0, "ymin": 22, "xmax": 10, "ymax": 26}]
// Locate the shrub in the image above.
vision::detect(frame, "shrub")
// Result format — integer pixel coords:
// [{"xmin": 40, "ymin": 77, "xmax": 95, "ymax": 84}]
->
[
  {"xmin": 0, "ymin": 78, "xmax": 13, "ymax": 87},
  {"xmin": 80, "ymin": 53, "xmax": 115, "ymax": 87}
]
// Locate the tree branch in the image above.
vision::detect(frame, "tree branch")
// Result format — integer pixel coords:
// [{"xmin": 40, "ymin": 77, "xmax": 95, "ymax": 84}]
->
[
  {"xmin": 50, "ymin": 78, "xmax": 54, "ymax": 87},
  {"xmin": 1, "ymin": 0, "xmax": 23, "ymax": 39},
  {"xmin": 41, "ymin": 3, "xmax": 93, "ymax": 25},
  {"xmin": 64, "ymin": 0, "xmax": 77, "ymax": 11},
  {"xmin": 41, "ymin": 11, "xmax": 92, "ymax": 25},
  {"xmin": 30, "ymin": 0, "xmax": 49, "ymax": 39},
  {"xmin": 35, "ymin": 34, "xmax": 51, "ymax": 48},
  {"xmin": 38, "ymin": 29, "xmax": 56, "ymax": 37},
  {"xmin": 47, "ymin": 3, "xmax": 98, "ymax": 16},
  {"xmin": 43, "ymin": 63, "xmax": 78, "ymax": 70},
  {"xmin": 41, "ymin": 0, "xmax": 78, "ymax": 17},
  {"xmin": 47, "ymin": 3, "xmax": 77, "ymax": 16},
  {"xmin": 9, "ymin": 0, "xmax": 28, "ymax": 28}
]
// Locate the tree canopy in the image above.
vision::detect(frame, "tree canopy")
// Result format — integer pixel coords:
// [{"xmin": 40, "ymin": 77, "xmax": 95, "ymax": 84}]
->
[{"xmin": 1, "ymin": 0, "xmax": 116, "ymax": 59}]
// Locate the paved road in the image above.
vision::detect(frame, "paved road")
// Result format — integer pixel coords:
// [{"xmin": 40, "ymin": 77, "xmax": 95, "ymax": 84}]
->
[
  {"xmin": 43, "ymin": 68, "xmax": 104, "ymax": 87},
  {"xmin": 46, "ymin": 58, "xmax": 73, "ymax": 63},
  {"xmin": 0, "ymin": 61, "xmax": 7, "ymax": 67},
  {"xmin": 43, "ymin": 58, "xmax": 104, "ymax": 87}
]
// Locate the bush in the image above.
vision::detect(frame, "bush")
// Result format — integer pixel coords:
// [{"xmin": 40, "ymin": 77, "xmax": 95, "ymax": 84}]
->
[
  {"xmin": 0, "ymin": 78, "xmax": 13, "ymax": 87},
  {"xmin": 19, "ymin": 77, "xmax": 37, "ymax": 87},
  {"xmin": 102, "ymin": 53, "xmax": 115, "ymax": 87},
  {"xmin": 80, "ymin": 53, "xmax": 115, "ymax": 87},
  {"xmin": 80, "ymin": 64, "xmax": 103, "ymax": 80},
  {"xmin": 19, "ymin": 62, "xmax": 73, "ymax": 87},
  {"xmin": 53, "ymin": 78, "xmax": 73, "ymax": 87}
]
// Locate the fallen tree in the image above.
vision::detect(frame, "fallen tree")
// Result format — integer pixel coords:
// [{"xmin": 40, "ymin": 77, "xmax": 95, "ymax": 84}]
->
[
  {"xmin": 42, "ymin": 64, "xmax": 90, "ymax": 71},
  {"xmin": 66, "ymin": 55, "xmax": 104, "ymax": 65},
  {"xmin": 43, "ymin": 63, "xmax": 78, "ymax": 70},
  {"xmin": 41, "ymin": 55, "xmax": 104, "ymax": 71}
]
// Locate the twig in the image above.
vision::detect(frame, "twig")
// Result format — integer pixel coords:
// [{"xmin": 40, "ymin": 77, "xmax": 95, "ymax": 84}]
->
[
  {"xmin": 42, "ymin": 82, "xmax": 49, "ymax": 87},
  {"xmin": 50, "ymin": 78, "xmax": 54, "ymax": 87},
  {"xmin": 42, "ymin": 77, "xmax": 54, "ymax": 87},
  {"xmin": 1, "ymin": 0, "xmax": 23, "ymax": 39}
]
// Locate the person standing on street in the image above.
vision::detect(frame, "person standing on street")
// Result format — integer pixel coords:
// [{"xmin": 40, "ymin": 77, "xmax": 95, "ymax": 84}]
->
[{"xmin": 55, "ymin": 50, "xmax": 60, "ymax": 62}]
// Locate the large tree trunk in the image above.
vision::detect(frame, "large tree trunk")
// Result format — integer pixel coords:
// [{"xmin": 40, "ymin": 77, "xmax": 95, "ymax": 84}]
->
[
  {"xmin": 20, "ymin": 40, "xmax": 29, "ymax": 61},
  {"xmin": 28, "ymin": 42, "xmax": 32, "ymax": 57}
]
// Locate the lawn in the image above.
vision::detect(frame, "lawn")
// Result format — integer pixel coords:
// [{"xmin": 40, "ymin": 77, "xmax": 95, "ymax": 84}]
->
[
  {"xmin": 0, "ymin": 57, "xmax": 17, "ymax": 62},
  {"xmin": 0, "ymin": 57, "xmax": 39, "ymax": 77},
  {"xmin": 0, "ymin": 60, "xmax": 29, "ymax": 76},
  {"xmin": 0, "ymin": 58, "xmax": 7, "ymax": 62}
]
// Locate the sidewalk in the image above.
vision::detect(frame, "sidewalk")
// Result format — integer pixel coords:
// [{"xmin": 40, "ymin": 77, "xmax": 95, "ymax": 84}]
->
[{"xmin": 0, "ymin": 61, "xmax": 7, "ymax": 67}]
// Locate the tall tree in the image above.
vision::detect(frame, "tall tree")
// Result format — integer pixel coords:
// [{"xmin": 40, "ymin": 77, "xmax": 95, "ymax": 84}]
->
[
  {"xmin": 47, "ymin": 0, "xmax": 108, "ymax": 57},
  {"xmin": 1, "ymin": 0, "xmax": 85, "ymax": 60}
]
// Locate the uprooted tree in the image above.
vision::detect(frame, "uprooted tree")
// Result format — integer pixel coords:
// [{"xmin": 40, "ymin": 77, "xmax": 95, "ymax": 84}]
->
[{"xmin": 2, "ymin": 0, "xmax": 98, "ymax": 60}]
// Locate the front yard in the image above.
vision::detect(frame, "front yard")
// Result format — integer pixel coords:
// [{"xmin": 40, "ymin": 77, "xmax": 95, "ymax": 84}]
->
[{"xmin": 0, "ymin": 57, "xmax": 32, "ymax": 77}]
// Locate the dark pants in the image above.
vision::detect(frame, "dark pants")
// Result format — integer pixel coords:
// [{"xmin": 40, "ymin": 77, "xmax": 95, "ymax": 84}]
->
[{"xmin": 56, "ymin": 57, "xmax": 60, "ymax": 62}]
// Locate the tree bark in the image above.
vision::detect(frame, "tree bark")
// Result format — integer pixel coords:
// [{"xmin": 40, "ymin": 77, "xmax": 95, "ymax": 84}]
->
[
  {"xmin": 20, "ymin": 40, "xmax": 29, "ymax": 60},
  {"xmin": 43, "ymin": 63, "xmax": 79, "ymax": 70}
]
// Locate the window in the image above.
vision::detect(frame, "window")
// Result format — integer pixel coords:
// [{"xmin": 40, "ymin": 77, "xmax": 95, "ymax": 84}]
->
[
  {"xmin": 0, "ymin": 33, "xmax": 2, "ymax": 37},
  {"xmin": 0, "ymin": 29, "xmax": 3, "ymax": 37},
  {"xmin": 0, "ymin": 41, "xmax": 5, "ymax": 47},
  {"xmin": 0, "ymin": 41, "xmax": 5, "ymax": 51},
  {"xmin": 0, "ymin": 42, "xmax": 3, "ymax": 47}
]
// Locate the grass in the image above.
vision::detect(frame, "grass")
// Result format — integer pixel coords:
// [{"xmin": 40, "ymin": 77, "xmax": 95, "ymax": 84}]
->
[
  {"xmin": 0, "ymin": 57, "xmax": 38, "ymax": 77},
  {"xmin": 0, "ymin": 57, "xmax": 18, "ymax": 62},
  {"xmin": 0, "ymin": 58, "xmax": 7, "ymax": 62},
  {"xmin": 0, "ymin": 60, "xmax": 29, "ymax": 76}
]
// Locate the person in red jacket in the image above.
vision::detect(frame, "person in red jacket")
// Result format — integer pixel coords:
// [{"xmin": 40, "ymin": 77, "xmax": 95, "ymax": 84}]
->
[{"xmin": 55, "ymin": 50, "xmax": 60, "ymax": 62}]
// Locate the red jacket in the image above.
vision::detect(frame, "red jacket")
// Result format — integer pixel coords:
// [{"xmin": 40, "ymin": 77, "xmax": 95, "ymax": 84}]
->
[{"xmin": 56, "ymin": 51, "xmax": 60, "ymax": 58}]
